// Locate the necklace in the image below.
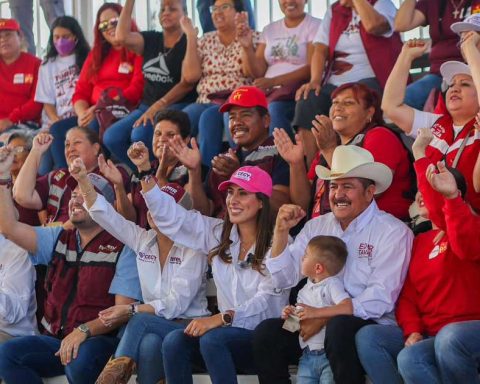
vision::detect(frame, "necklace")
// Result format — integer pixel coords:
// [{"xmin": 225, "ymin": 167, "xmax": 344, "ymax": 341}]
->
[
  {"xmin": 450, "ymin": 0, "xmax": 465, "ymax": 19},
  {"xmin": 162, "ymin": 33, "xmax": 182, "ymax": 57}
]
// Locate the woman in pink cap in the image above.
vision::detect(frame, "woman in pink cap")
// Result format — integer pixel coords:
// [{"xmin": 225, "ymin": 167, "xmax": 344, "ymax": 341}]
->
[{"xmin": 129, "ymin": 141, "xmax": 289, "ymax": 384}]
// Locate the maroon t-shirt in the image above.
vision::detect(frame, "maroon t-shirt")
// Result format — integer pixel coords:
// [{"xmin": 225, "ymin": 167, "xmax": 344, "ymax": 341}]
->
[{"xmin": 415, "ymin": 0, "xmax": 479, "ymax": 74}]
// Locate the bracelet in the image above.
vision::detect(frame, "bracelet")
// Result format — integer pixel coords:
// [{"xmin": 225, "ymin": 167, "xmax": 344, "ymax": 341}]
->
[
  {"xmin": 0, "ymin": 177, "xmax": 13, "ymax": 188},
  {"xmin": 128, "ymin": 303, "xmax": 139, "ymax": 318},
  {"xmin": 135, "ymin": 168, "xmax": 155, "ymax": 180}
]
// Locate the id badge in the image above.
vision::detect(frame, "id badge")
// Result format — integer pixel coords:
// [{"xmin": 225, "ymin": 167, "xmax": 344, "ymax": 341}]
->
[
  {"xmin": 118, "ymin": 62, "xmax": 133, "ymax": 74},
  {"xmin": 13, "ymin": 73, "xmax": 25, "ymax": 84}
]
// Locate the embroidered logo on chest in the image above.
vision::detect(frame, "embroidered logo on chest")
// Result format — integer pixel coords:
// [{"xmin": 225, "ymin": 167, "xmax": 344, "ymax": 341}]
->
[
  {"xmin": 138, "ymin": 252, "xmax": 157, "ymax": 263},
  {"xmin": 169, "ymin": 256, "xmax": 182, "ymax": 265},
  {"xmin": 428, "ymin": 242, "xmax": 448, "ymax": 260},
  {"xmin": 358, "ymin": 243, "xmax": 374, "ymax": 264}
]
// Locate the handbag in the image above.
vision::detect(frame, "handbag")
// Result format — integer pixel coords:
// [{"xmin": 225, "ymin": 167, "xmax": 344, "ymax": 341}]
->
[
  {"xmin": 95, "ymin": 87, "xmax": 135, "ymax": 142},
  {"xmin": 265, "ymin": 80, "xmax": 303, "ymax": 102}
]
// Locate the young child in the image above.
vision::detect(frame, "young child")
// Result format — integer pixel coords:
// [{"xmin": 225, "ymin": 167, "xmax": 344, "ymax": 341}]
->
[{"xmin": 282, "ymin": 235, "xmax": 353, "ymax": 384}]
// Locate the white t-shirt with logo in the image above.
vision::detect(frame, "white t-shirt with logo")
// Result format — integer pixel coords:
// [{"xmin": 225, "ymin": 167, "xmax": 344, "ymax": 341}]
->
[
  {"xmin": 35, "ymin": 54, "xmax": 79, "ymax": 126},
  {"xmin": 314, "ymin": 0, "xmax": 397, "ymax": 86},
  {"xmin": 260, "ymin": 14, "xmax": 322, "ymax": 79}
]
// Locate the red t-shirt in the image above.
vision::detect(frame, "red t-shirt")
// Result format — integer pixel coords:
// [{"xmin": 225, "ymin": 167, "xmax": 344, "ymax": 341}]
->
[
  {"xmin": 0, "ymin": 52, "xmax": 42, "ymax": 122},
  {"xmin": 72, "ymin": 48, "xmax": 144, "ymax": 106},
  {"xmin": 415, "ymin": 0, "xmax": 480, "ymax": 74}
]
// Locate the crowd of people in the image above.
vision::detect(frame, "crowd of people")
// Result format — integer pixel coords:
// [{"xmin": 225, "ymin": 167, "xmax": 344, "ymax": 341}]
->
[{"xmin": 0, "ymin": 0, "xmax": 479, "ymax": 383}]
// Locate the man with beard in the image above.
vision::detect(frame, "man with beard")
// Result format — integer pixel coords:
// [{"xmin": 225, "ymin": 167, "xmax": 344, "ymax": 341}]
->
[{"xmin": 0, "ymin": 147, "xmax": 141, "ymax": 383}]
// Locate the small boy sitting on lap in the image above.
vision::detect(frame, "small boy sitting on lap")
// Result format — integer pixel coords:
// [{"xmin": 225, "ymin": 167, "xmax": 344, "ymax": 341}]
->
[{"xmin": 282, "ymin": 235, "xmax": 352, "ymax": 384}]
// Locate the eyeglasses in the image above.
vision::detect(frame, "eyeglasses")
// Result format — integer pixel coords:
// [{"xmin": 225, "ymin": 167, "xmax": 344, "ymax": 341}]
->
[
  {"xmin": 98, "ymin": 17, "xmax": 119, "ymax": 33},
  {"xmin": 209, "ymin": 3, "xmax": 234, "ymax": 13}
]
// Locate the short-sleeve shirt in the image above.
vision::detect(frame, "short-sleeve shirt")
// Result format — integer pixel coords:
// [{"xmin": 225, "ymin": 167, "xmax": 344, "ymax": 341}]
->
[
  {"xmin": 141, "ymin": 31, "xmax": 196, "ymax": 106},
  {"xmin": 35, "ymin": 54, "xmax": 79, "ymax": 125},
  {"xmin": 415, "ymin": 0, "xmax": 478, "ymax": 74},
  {"xmin": 30, "ymin": 226, "xmax": 142, "ymax": 301},
  {"xmin": 260, "ymin": 14, "xmax": 321, "ymax": 79},
  {"xmin": 196, "ymin": 31, "xmax": 260, "ymax": 103},
  {"xmin": 314, "ymin": 0, "xmax": 396, "ymax": 86}
]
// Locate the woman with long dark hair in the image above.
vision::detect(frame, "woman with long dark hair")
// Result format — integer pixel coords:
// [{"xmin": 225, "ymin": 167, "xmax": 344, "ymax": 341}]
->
[
  {"xmin": 35, "ymin": 16, "xmax": 90, "ymax": 174},
  {"xmin": 128, "ymin": 141, "xmax": 288, "ymax": 383},
  {"xmin": 47, "ymin": 3, "xmax": 144, "ymax": 171}
]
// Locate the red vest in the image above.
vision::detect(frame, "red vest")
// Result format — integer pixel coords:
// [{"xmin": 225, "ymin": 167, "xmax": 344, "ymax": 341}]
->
[
  {"xmin": 46, "ymin": 168, "xmax": 72, "ymax": 223},
  {"xmin": 43, "ymin": 229, "xmax": 122, "ymax": 338},
  {"xmin": 426, "ymin": 114, "xmax": 480, "ymax": 212},
  {"xmin": 328, "ymin": 1, "xmax": 403, "ymax": 88}
]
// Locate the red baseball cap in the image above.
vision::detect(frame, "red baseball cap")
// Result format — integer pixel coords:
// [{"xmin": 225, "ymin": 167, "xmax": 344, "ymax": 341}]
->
[
  {"xmin": 219, "ymin": 86, "xmax": 268, "ymax": 113},
  {"xmin": 0, "ymin": 19, "xmax": 20, "ymax": 32},
  {"xmin": 218, "ymin": 166, "xmax": 273, "ymax": 197}
]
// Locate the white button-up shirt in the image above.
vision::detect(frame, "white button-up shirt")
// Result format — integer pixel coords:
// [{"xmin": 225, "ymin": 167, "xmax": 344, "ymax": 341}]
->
[
  {"xmin": 297, "ymin": 276, "xmax": 350, "ymax": 351},
  {"xmin": 0, "ymin": 235, "xmax": 38, "ymax": 337},
  {"xmin": 267, "ymin": 201, "xmax": 413, "ymax": 324},
  {"xmin": 87, "ymin": 195, "xmax": 210, "ymax": 319},
  {"xmin": 143, "ymin": 185, "xmax": 289, "ymax": 330}
]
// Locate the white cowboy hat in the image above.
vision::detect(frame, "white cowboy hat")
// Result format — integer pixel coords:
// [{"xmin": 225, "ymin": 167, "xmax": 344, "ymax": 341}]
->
[
  {"xmin": 440, "ymin": 61, "xmax": 471, "ymax": 85},
  {"xmin": 315, "ymin": 145, "xmax": 393, "ymax": 194},
  {"xmin": 451, "ymin": 14, "xmax": 480, "ymax": 35}
]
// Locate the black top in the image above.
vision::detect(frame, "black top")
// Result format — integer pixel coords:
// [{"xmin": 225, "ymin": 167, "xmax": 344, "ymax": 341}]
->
[{"xmin": 141, "ymin": 31, "xmax": 197, "ymax": 106}]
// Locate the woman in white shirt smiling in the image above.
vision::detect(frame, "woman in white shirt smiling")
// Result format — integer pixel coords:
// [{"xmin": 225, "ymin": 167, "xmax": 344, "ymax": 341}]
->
[
  {"xmin": 128, "ymin": 141, "xmax": 288, "ymax": 384},
  {"xmin": 69, "ymin": 156, "xmax": 209, "ymax": 384}
]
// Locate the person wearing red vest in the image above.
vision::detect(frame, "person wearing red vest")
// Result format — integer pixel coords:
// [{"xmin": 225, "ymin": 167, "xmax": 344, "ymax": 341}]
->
[
  {"xmin": 291, "ymin": 0, "xmax": 402, "ymax": 167},
  {"xmin": 0, "ymin": 18, "xmax": 42, "ymax": 133},
  {"xmin": 0, "ymin": 147, "xmax": 142, "ymax": 384},
  {"xmin": 382, "ymin": 33, "xmax": 480, "ymax": 214}
]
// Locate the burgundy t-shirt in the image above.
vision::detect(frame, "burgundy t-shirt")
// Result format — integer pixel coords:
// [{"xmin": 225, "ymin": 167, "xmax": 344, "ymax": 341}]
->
[{"xmin": 415, "ymin": 0, "xmax": 478, "ymax": 74}]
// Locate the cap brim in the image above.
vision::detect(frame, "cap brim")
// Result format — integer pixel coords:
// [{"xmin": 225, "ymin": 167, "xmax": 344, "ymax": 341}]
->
[
  {"xmin": 315, "ymin": 162, "xmax": 393, "ymax": 195},
  {"xmin": 440, "ymin": 61, "xmax": 471, "ymax": 84},
  {"xmin": 451, "ymin": 21, "xmax": 480, "ymax": 34}
]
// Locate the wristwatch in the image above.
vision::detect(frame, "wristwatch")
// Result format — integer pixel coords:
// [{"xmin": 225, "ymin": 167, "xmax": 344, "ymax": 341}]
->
[
  {"xmin": 221, "ymin": 311, "xmax": 233, "ymax": 326},
  {"xmin": 77, "ymin": 323, "xmax": 91, "ymax": 338}
]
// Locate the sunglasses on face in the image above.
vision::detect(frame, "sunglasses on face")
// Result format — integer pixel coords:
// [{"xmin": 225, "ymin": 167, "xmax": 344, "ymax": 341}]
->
[{"xmin": 98, "ymin": 17, "xmax": 119, "ymax": 33}]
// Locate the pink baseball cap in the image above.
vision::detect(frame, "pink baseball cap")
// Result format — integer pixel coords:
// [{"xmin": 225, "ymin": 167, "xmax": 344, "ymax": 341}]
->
[
  {"xmin": 219, "ymin": 86, "xmax": 268, "ymax": 113},
  {"xmin": 218, "ymin": 166, "xmax": 273, "ymax": 197}
]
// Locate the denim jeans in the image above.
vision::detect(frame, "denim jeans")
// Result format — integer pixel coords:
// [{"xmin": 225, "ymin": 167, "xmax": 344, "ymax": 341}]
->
[
  {"xmin": 404, "ymin": 74, "xmax": 442, "ymax": 111},
  {"xmin": 114, "ymin": 313, "xmax": 186, "ymax": 384},
  {"xmin": 355, "ymin": 324, "xmax": 404, "ymax": 384},
  {"xmin": 297, "ymin": 347, "xmax": 334, "ymax": 384},
  {"xmin": 0, "ymin": 334, "xmax": 118, "ymax": 384},
  {"xmin": 183, "ymin": 103, "xmax": 226, "ymax": 166},
  {"xmin": 268, "ymin": 100, "xmax": 295, "ymax": 137},
  {"xmin": 197, "ymin": 0, "xmax": 255, "ymax": 34},
  {"xmin": 49, "ymin": 116, "xmax": 100, "ymax": 170},
  {"xmin": 8, "ymin": 0, "xmax": 64, "ymax": 54},
  {"xmin": 163, "ymin": 326, "xmax": 256, "ymax": 384}
]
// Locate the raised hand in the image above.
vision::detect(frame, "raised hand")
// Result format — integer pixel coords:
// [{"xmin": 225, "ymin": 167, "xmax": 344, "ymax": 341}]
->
[
  {"xmin": 68, "ymin": 157, "xmax": 88, "ymax": 181},
  {"xmin": 273, "ymin": 128, "xmax": 304, "ymax": 165},
  {"xmin": 311, "ymin": 115, "xmax": 338, "ymax": 151},
  {"xmin": 412, "ymin": 127, "xmax": 434, "ymax": 160},
  {"xmin": 32, "ymin": 132, "xmax": 54, "ymax": 154},
  {"xmin": 235, "ymin": 11, "xmax": 253, "ymax": 48},
  {"xmin": 460, "ymin": 30, "xmax": 480, "ymax": 61},
  {"xmin": 168, "ymin": 136, "xmax": 202, "ymax": 171},
  {"xmin": 127, "ymin": 141, "xmax": 150, "ymax": 171},
  {"xmin": 295, "ymin": 81, "xmax": 321, "ymax": 101},
  {"xmin": 401, "ymin": 39, "xmax": 430, "ymax": 61},
  {"xmin": 0, "ymin": 147, "xmax": 14, "ymax": 177},
  {"xmin": 98, "ymin": 154, "xmax": 123, "ymax": 186},
  {"xmin": 180, "ymin": 16, "xmax": 198, "ymax": 38},
  {"xmin": 211, "ymin": 149, "xmax": 240, "ymax": 178},
  {"xmin": 275, "ymin": 204, "xmax": 306, "ymax": 233},
  {"xmin": 426, "ymin": 162, "xmax": 460, "ymax": 199}
]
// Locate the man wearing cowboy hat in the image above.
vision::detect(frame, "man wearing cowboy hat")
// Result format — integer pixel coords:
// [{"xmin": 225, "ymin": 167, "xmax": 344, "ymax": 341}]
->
[{"xmin": 253, "ymin": 145, "xmax": 413, "ymax": 384}]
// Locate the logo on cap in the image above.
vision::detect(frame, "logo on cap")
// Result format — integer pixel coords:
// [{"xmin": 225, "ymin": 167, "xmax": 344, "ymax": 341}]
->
[
  {"xmin": 235, "ymin": 170, "xmax": 252, "ymax": 182},
  {"xmin": 232, "ymin": 89, "xmax": 248, "ymax": 101}
]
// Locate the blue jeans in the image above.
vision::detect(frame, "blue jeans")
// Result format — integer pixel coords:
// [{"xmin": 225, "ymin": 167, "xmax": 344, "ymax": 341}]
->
[
  {"xmin": 269, "ymin": 100, "xmax": 295, "ymax": 137},
  {"xmin": 297, "ymin": 347, "xmax": 334, "ymax": 384},
  {"xmin": 184, "ymin": 103, "xmax": 225, "ymax": 166},
  {"xmin": 114, "ymin": 313, "xmax": 186, "ymax": 384},
  {"xmin": 404, "ymin": 73, "xmax": 442, "ymax": 110},
  {"xmin": 163, "ymin": 326, "xmax": 256, "ymax": 384},
  {"xmin": 197, "ymin": 0, "xmax": 255, "ymax": 33},
  {"xmin": 49, "ymin": 116, "xmax": 100, "ymax": 170},
  {"xmin": 0, "ymin": 334, "xmax": 118, "ymax": 384},
  {"xmin": 355, "ymin": 324, "xmax": 404, "ymax": 384}
]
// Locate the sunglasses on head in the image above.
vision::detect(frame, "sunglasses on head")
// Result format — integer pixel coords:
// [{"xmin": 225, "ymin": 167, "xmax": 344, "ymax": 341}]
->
[{"xmin": 98, "ymin": 17, "xmax": 119, "ymax": 33}]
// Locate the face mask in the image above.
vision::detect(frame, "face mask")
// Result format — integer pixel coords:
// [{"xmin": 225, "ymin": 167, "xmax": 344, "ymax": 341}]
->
[{"xmin": 54, "ymin": 37, "xmax": 76, "ymax": 56}]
